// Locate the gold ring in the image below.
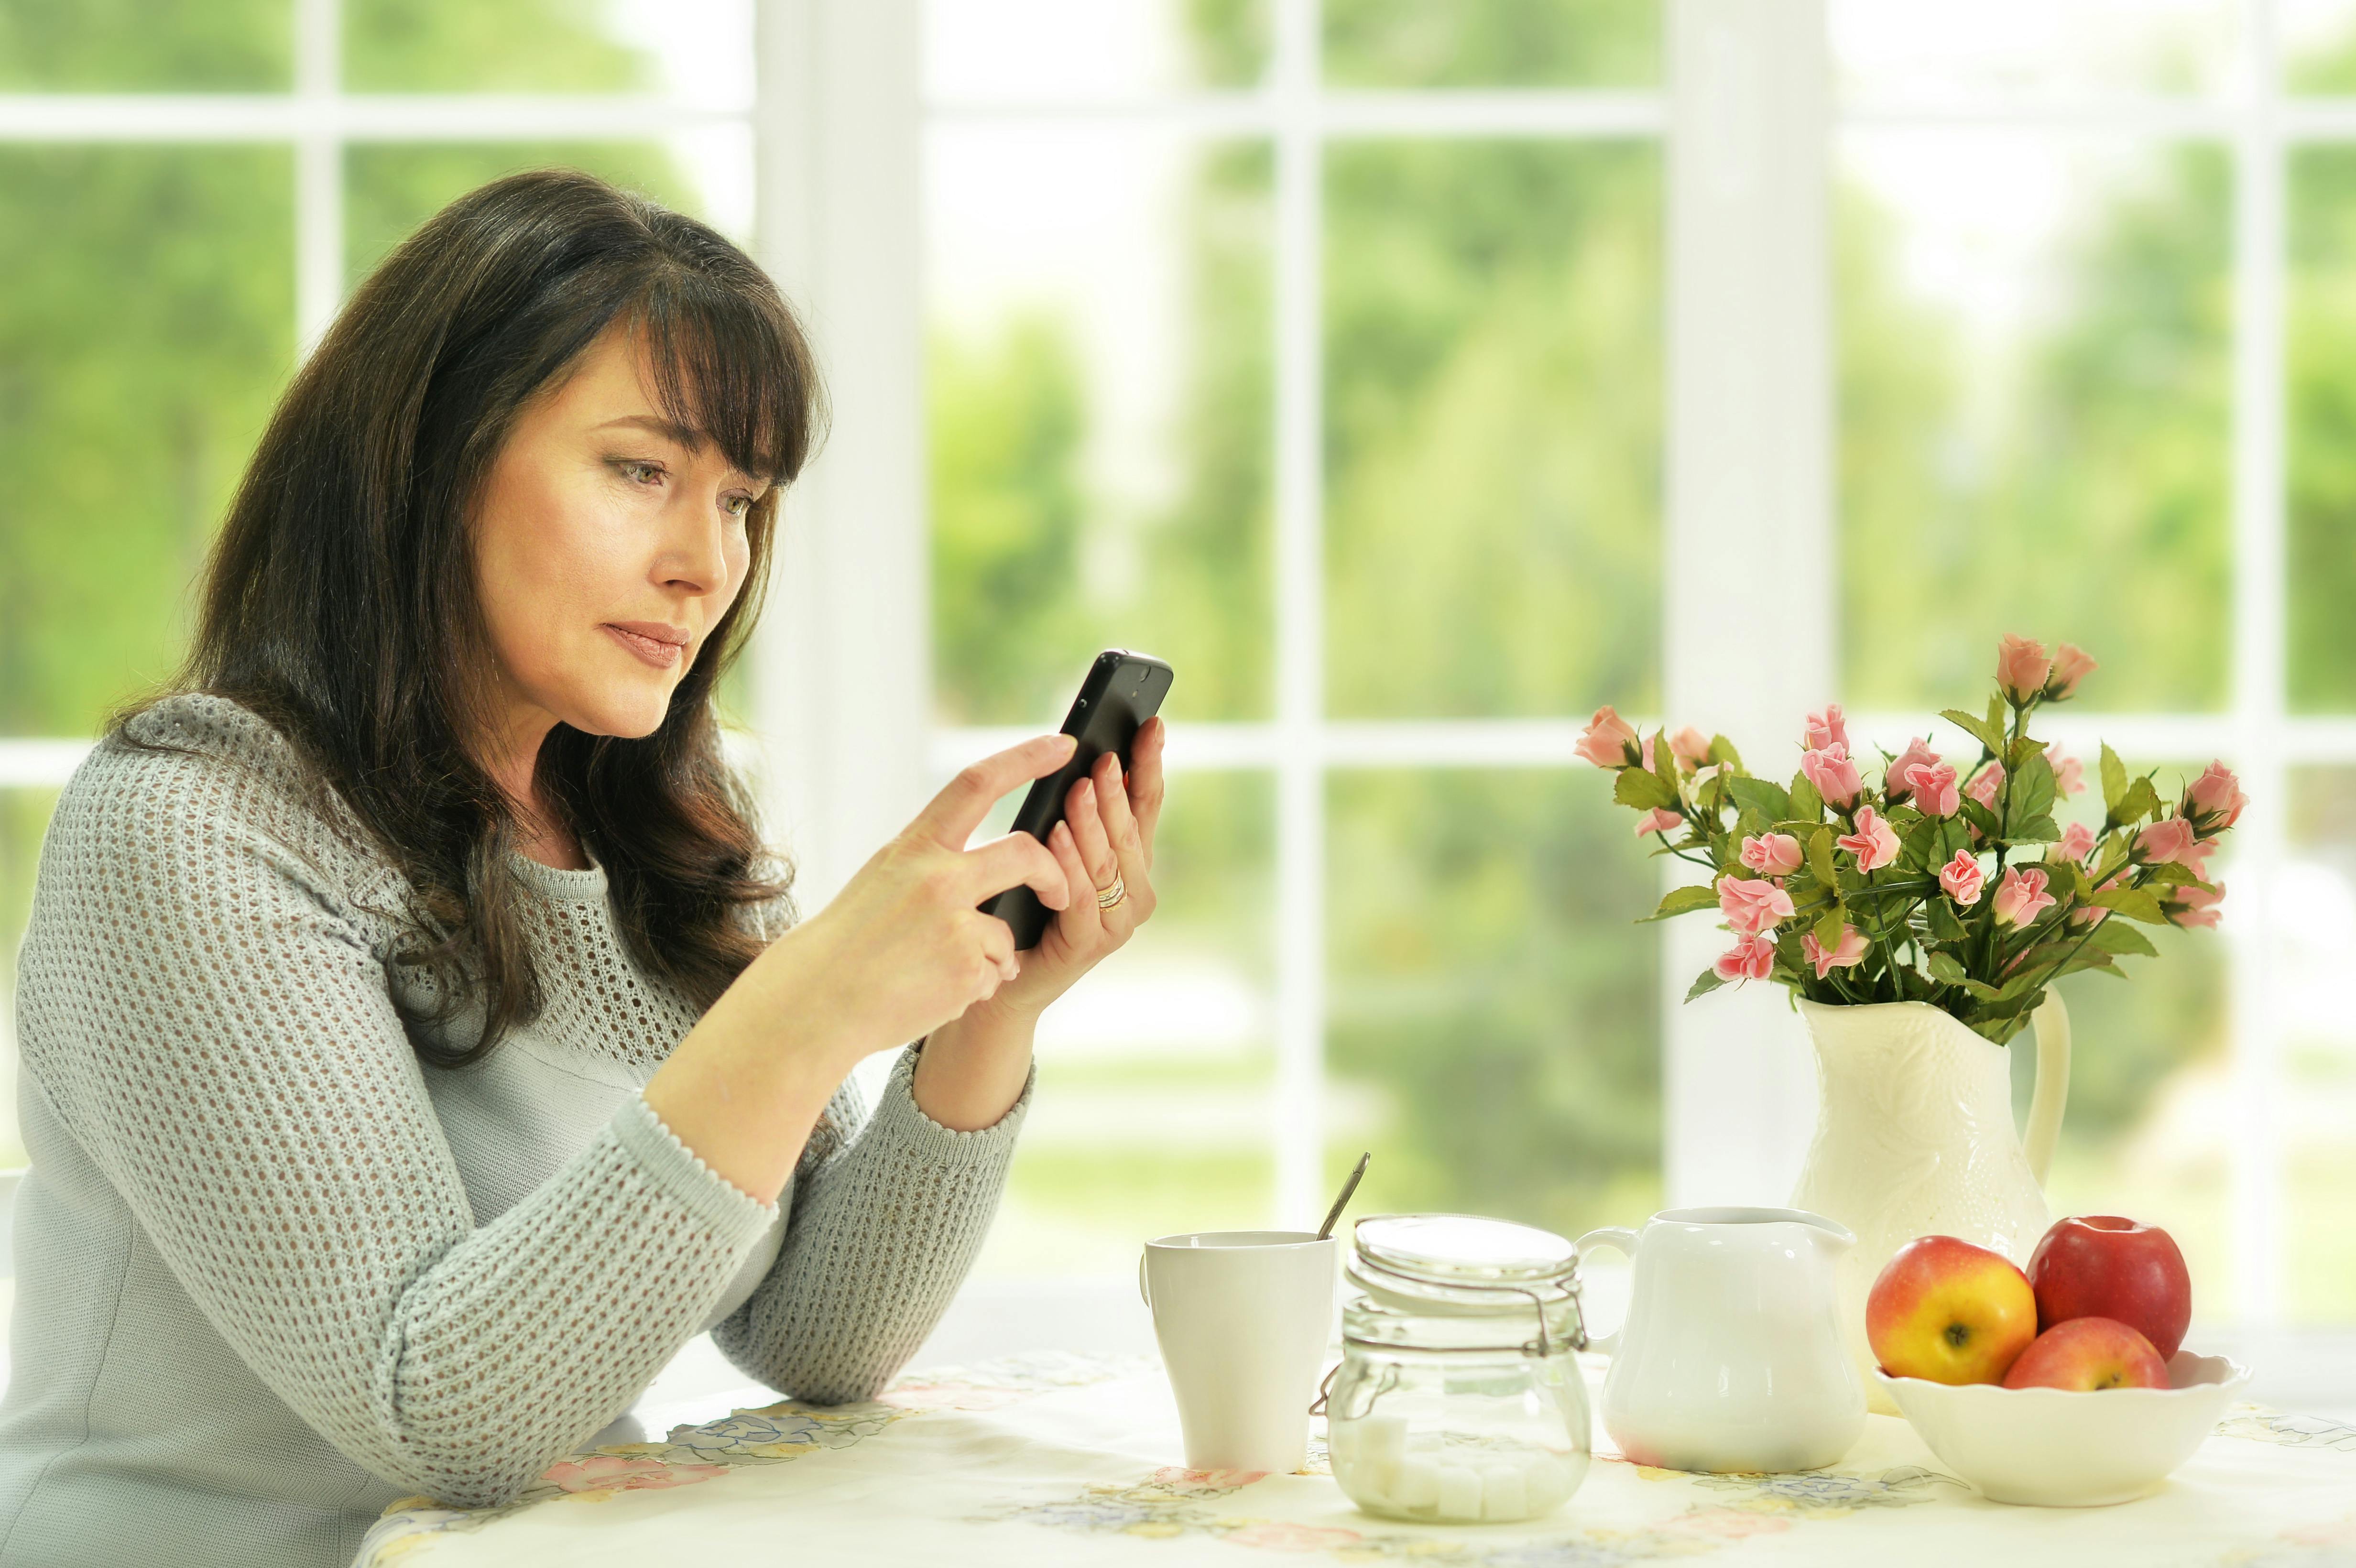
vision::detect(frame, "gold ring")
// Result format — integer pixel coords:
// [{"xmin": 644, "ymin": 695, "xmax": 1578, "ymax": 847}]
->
[{"xmin": 1095, "ymin": 873, "xmax": 1127, "ymax": 911}]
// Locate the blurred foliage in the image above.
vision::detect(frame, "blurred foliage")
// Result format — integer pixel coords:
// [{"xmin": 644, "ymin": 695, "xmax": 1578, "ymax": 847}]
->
[
  {"xmin": 0, "ymin": 0, "xmax": 288, "ymax": 89},
  {"xmin": 345, "ymin": 142, "xmax": 690, "ymax": 285},
  {"xmin": 0, "ymin": 145, "xmax": 293, "ymax": 735},
  {"xmin": 1323, "ymin": 142, "xmax": 1660, "ymax": 718},
  {"xmin": 1178, "ymin": 0, "xmax": 1270, "ymax": 88},
  {"xmin": 343, "ymin": 0, "xmax": 645, "ymax": 93},
  {"xmin": 1320, "ymin": 0, "xmax": 1658, "ymax": 87},
  {"xmin": 1840, "ymin": 146, "xmax": 2233, "ymax": 712},
  {"xmin": 2291, "ymin": 145, "xmax": 2356, "ymax": 711}
]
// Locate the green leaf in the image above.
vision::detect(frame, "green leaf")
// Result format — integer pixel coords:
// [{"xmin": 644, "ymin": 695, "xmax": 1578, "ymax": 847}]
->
[
  {"xmin": 2115, "ymin": 776, "xmax": 2162, "ymax": 828},
  {"xmin": 1815, "ymin": 900, "xmax": 1848, "ymax": 948},
  {"xmin": 1926, "ymin": 897, "xmax": 1969, "ymax": 943},
  {"xmin": 2005, "ymin": 750, "xmax": 2058, "ymax": 838},
  {"xmin": 1707, "ymin": 734, "xmax": 1744, "ymax": 773},
  {"xmin": 1807, "ymin": 827, "xmax": 1837, "ymax": 886},
  {"xmin": 1942, "ymin": 707, "xmax": 2007, "ymax": 757},
  {"xmin": 2100, "ymin": 743, "xmax": 2128, "ymax": 818},
  {"xmin": 1685, "ymin": 967, "xmax": 1728, "ymax": 1003},
  {"xmin": 2091, "ymin": 885, "xmax": 2169, "ymax": 924},
  {"xmin": 1935, "ymin": 817, "xmax": 1974, "ymax": 865},
  {"xmin": 1898, "ymin": 815, "xmax": 1943, "ymax": 873},
  {"xmin": 2006, "ymin": 733, "xmax": 2047, "ymax": 770},
  {"xmin": 2141, "ymin": 860, "xmax": 2208, "ymax": 888},
  {"xmin": 2090, "ymin": 920, "xmax": 2159, "ymax": 958},
  {"xmin": 1927, "ymin": 949, "xmax": 1970, "ymax": 986},
  {"xmin": 1651, "ymin": 729, "xmax": 1680, "ymax": 797},
  {"xmin": 1789, "ymin": 774, "xmax": 1825, "ymax": 823},
  {"xmin": 1727, "ymin": 776, "xmax": 1790, "ymax": 822},
  {"xmin": 2011, "ymin": 814, "xmax": 2061, "ymax": 845},
  {"xmin": 1614, "ymin": 767, "xmax": 1679, "ymax": 812},
  {"xmin": 1641, "ymin": 883, "xmax": 1723, "ymax": 924},
  {"xmin": 1960, "ymin": 798, "xmax": 2002, "ymax": 841}
]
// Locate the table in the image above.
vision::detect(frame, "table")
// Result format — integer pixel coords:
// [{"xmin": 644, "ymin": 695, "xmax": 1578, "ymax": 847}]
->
[{"xmin": 359, "ymin": 1352, "xmax": 2356, "ymax": 1567}]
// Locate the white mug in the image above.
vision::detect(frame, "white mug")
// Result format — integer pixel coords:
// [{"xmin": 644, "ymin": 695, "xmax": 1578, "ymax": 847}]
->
[
  {"xmin": 1140, "ymin": 1230, "xmax": 1337, "ymax": 1474},
  {"xmin": 1575, "ymin": 1206, "xmax": 1865, "ymax": 1474}
]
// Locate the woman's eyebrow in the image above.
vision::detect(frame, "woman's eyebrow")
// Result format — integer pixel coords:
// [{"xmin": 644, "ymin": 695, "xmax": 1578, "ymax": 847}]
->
[{"xmin": 593, "ymin": 412, "xmax": 705, "ymax": 449}]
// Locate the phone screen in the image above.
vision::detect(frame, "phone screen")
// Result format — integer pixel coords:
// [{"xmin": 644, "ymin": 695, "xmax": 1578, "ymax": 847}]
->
[{"xmin": 980, "ymin": 649, "xmax": 1174, "ymax": 949}]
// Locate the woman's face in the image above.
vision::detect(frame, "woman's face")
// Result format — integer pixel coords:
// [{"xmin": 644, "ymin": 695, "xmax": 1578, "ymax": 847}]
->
[{"xmin": 470, "ymin": 324, "xmax": 763, "ymax": 746}]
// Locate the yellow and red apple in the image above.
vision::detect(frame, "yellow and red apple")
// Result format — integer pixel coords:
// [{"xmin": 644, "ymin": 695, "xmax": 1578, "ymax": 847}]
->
[
  {"xmin": 2027, "ymin": 1216, "xmax": 2192, "ymax": 1361},
  {"xmin": 1867, "ymin": 1235, "xmax": 2040, "ymax": 1385},
  {"xmin": 2001, "ymin": 1316, "xmax": 2170, "ymax": 1391}
]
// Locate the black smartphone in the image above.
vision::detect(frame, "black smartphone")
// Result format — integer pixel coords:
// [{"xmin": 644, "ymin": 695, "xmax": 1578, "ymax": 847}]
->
[{"xmin": 979, "ymin": 649, "xmax": 1175, "ymax": 949}]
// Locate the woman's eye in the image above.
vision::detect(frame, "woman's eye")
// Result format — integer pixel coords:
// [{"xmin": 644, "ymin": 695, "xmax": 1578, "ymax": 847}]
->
[
  {"xmin": 723, "ymin": 492, "xmax": 755, "ymax": 518},
  {"xmin": 616, "ymin": 459, "xmax": 665, "ymax": 487}
]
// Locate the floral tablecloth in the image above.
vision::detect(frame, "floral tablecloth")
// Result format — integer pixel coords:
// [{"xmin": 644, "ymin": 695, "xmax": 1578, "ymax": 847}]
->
[{"xmin": 360, "ymin": 1352, "xmax": 2356, "ymax": 1568}]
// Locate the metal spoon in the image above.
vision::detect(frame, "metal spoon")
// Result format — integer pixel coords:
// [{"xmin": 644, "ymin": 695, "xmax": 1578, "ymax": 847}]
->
[{"xmin": 1317, "ymin": 1152, "xmax": 1371, "ymax": 1241}]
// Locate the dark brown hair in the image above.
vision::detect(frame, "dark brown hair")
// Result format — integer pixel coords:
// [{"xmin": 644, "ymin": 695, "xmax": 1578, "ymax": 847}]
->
[{"xmin": 136, "ymin": 168, "xmax": 824, "ymax": 1068}]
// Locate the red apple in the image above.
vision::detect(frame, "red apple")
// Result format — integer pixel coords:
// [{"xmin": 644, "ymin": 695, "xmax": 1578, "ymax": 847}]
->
[
  {"xmin": 1867, "ymin": 1235, "xmax": 2040, "ymax": 1386},
  {"xmin": 2027, "ymin": 1215, "xmax": 2192, "ymax": 1361},
  {"xmin": 2001, "ymin": 1316, "xmax": 2170, "ymax": 1391}
]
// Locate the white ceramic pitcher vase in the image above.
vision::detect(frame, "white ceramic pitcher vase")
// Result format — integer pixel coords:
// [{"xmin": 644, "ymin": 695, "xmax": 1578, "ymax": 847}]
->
[{"xmin": 1789, "ymin": 993, "xmax": 2072, "ymax": 1415}]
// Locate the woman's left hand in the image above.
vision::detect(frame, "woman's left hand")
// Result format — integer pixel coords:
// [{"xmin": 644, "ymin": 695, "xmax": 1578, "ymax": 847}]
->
[{"xmin": 989, "ymin": 715, "xmax": 1166, "ymax": 1016}]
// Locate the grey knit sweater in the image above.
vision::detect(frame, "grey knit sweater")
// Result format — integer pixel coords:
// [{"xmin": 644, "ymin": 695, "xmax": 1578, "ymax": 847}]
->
[{"xmin": 0, "ymin": 695, "xmax": 1029, "ymax": 1567}]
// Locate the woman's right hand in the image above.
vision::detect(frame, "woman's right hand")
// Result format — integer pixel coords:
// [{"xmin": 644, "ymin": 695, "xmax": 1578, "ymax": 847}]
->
[
  {"xmin": 645, "ymin": 733, "xmax": 1077, "ymax": 1203},
  {"xmin": 760, "ymin": 732, "xmax": 1078, "ymax": 1066}
]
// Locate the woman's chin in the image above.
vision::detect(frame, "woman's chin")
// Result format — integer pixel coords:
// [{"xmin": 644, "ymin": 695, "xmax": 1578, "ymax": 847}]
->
[{"xmin": 564, "ymin": 690, "xmax": 674, "ymax": 741}]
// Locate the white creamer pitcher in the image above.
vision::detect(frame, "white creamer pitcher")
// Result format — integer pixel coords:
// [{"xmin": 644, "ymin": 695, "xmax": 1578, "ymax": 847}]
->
[{"xmin": 1574, "ymin": 1206, "xmax": 1864, "ymax": 1474}]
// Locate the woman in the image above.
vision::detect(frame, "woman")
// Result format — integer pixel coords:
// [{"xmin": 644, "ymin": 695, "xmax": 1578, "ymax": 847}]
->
[{"xmin": 0, "ymin": 169, "xmax": 1164, "ymax": 1566}]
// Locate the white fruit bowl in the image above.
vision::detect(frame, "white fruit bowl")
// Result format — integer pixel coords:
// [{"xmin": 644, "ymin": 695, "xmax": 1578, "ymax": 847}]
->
[{"xmin": 1876, "ymin": 1351, "xmax": 2250, "ymax": 1506}]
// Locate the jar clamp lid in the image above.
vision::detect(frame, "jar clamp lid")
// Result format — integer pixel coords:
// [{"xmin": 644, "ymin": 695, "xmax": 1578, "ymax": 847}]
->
[{"xmin": 1344, "ymin": 1213, "xmax": 1586, "ymax": 1356}]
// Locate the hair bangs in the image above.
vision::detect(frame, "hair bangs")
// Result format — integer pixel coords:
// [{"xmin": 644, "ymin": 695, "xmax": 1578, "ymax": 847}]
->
[{"xmin": 632, "ymin": 266, "xmax": 821, "ymax": 493}]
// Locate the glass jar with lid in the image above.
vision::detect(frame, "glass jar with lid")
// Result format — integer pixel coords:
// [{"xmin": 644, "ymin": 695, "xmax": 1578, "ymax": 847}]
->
[{"xmin": 1319, "ymin": 1213, "xmax": 1592, "ymax": 1524}]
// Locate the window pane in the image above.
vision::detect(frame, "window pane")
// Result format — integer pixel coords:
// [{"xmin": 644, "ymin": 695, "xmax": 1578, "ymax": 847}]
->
[
  {"xmin": 1327, "ymin": 770, "xmax": 1659, "ymax": 1240},
  {"xmin": 344, "ymin": 0, "xmax": 750, "ymax": 102},
  {"xmin": 928, "ymin": 129, "xmax": 1273, "ymax": 726},
  {"xmin": 0, "ymin": 146, "xmax": 294, "ymax": 737},
  {"xmin": 2005, "ymin": 755, "xmax": 2233, "ymax": 1319},
  {"xmin": 1832, "ymin": 0, "xmax": 2237, "ymax": 103},
  {"xmin": 926, "ymin": 0, "xmax": 1267, "ymax": 100},
  {"xmin": 1839, "ymin": 133, "xmax": 2230, "ymax": 712},
  {"xmin": 2284, "ymin": 1, "xmax": 2356, "ymax": 94},
  {"xmin": 0, "ymin": 0, "xmax": 290, "ymax": 90},
  {"xmin": 345, "ymin": 141, "xmax": 728, "ymax": 287},
  {"xmin": 1321, "ymin": 0, "xmax": 1661, "ymax": 89},
  {"xmin": 0, "ymin": 787, "xmax": 58, "ymax": 1168},
  {"xmin": 1324, "ymin": 141, "xmax": 1660, "ymax": 720},
  {"xmin": 977, "ymin": 772, "xmax": 1275, "ymax": 1274},
  {"xmin": 2290, "ymin": 147, "xmax": 2356, "ymax": 712},
  {"xmin": 2287, "ymin": 767, "xmax": 2356, "ymax": 1325}
]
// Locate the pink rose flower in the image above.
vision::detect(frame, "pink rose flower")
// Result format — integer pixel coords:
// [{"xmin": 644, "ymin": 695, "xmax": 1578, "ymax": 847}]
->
[
  {"xmin": 1804, "ymin": 704, "xmax": 1849, "ymax": 752},
  {"xmin": 2046, "ymin": 744, "xmax": 2085, "ymax": 798},
  {"xmin": 1965, "ymin": 761, "xmax": 2005, "ymax": 812},
  {"xmin": 1997, "ymin": 634, "xmax": 2053, "ymax": 702},
  {"xmin": 1800, "ymin": 742, "xmax": 1863, "ymax": 807},
  {"xmin": 1837, "ymin": 806, "xmax": 1901, "ymax": 872},
  {"xmin": 1669, "ymin": 726, "xmax": 1713, "ymax": 771},
  {"xmin": 1634, "ymin": 807, "xmax": 1684, "ymax": 837},
  {"xmin": 1885, "ymin": 737, "xmax": 1940, "ymax": 802},
  {"xmin": 2169, "ymin": 881, "xmax": 2225, "ymax": 929},
  {"xmin": 1717, "ymin": 874, "xmax": 1796, "ymax": 936},
  {"xmin": 1802, "ymin": 923, "xmax": 1870, "ymax": 980},
  {"xmin": 1906, "ymin": 760, "xmax": 1961, "ymax": 817},
  {"xmin": 2182, "ymin": 760, "xmax": 2247, "ymax": 832},
  {"xmin": 2049, "ymin": 642, "xmax": 2099, "ymax": 698},
  {"xmin": 1739, "ymin": 832, "xmax": 1804, "ymax": 878},
  {"xmin": 1992, "ymin": 866, "xmax": 2057, "ymax": 927},
  {"xmin": 2138, "ymin": 815, "xmax": 2199, "ymax": 868},
  {"xmin": 1713, "ymin": 930, "xmax": 1779, "ymax": 984},
  {"xmin": 1575, "ymin": 705, "xmax": 1638, "ymax": 769},
  {"xmin": 1940, "ymin": 849, "xmax": 1986, "ymax": 908},
  {"xmin": 2052, "ymin": 821, "xmax": 2097, "ymax": 865}
]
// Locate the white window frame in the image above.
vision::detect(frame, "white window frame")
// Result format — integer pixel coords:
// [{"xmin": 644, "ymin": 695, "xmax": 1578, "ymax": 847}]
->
[{"xmin": 4, "ymin": 0, "xmax": 2354, "ymax": 1362}]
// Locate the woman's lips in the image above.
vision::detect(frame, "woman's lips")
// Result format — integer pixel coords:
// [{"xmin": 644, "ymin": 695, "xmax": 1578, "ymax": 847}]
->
[{"xmin": 602, "ymin": 622, "xmax": 688, "ymax": 668}]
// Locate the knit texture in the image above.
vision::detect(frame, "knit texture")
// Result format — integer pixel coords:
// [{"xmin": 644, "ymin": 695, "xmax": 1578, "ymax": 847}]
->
[{"xmin": 0, "ymin": 695, "xmax": 1029, "ymax": 1568}]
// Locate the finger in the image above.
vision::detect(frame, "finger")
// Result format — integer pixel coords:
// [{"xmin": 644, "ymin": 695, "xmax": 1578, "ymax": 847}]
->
[
  {"xmin": 1092, "ymin": 752, "xmax": 1154, "ymax": 926},
  {"xmin": 1045, "ymin": 820, "xmax": 1101, "ymax": 946},
  {"xmin": 971, "ymin": 907, "xmax": 1019, "ymax": 983},
  {"xmin": 1131, "ymin": 718, "xmax": 1168, "ymax": 871},
  {"xmin": 958, "ymin": 830, "xmax": 1073, "ymax": 911},
  {"xmin": 911, "ymin": 733, "xmax": 1079, "ymax": 849},
  {"xmin": 1065, "ymin": 776, "xmax": 1121, "ymax": 891}
]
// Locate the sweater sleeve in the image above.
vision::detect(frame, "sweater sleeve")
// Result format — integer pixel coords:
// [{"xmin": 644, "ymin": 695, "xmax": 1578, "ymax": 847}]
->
[
  {"xmin": 14, "ymin": 740, "xmax": 777, "ymax": 1509},
  {"xmin": 711, "ymin": 1044, "xmax": 1031, "ymax": 1403}
]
